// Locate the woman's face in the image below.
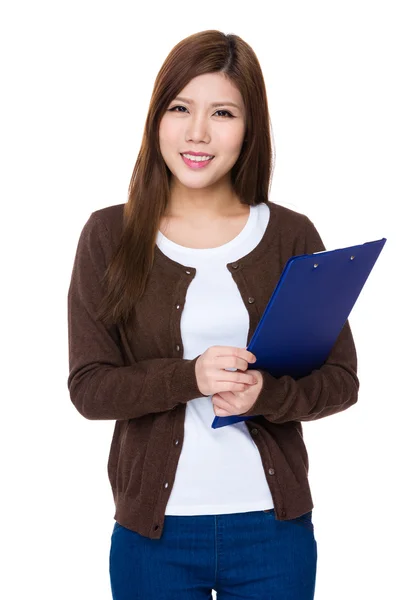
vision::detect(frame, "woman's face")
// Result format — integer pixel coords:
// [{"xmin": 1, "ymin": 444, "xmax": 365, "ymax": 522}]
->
[{"xmin": 159, "ymin": 72, "xmax": 246, "ymax": 191}]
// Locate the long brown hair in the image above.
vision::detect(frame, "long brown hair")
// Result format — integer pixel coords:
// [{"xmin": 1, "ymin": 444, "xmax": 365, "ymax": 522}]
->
[{"xmin": 96, "ymin": 30, "xmax": 275, "ymax": 328}]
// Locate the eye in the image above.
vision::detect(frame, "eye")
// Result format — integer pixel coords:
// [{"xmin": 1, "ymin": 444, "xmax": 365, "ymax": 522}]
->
[{"xmin": 168, "ymin": 106, "xmax": 234, "ymax": 118}]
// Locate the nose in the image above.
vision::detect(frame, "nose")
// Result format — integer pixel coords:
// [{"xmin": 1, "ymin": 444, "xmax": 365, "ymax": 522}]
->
[{"xmin": 185, "ymin": 114, "xmax": 211, "ymax": 144}]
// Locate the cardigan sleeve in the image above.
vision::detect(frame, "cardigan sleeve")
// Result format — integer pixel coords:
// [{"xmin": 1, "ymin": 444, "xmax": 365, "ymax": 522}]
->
[
  {"xmin": 240, "ymin": 216, "xmax": 359, "ymax": 424},
  {"xmin": 67, "ymin": 212, "xmax": 203, "ymax": 421}
]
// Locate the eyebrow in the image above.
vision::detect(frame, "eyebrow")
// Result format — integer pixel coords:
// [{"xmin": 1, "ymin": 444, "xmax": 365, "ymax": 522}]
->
[{"xmin": 172, "ymin": 96, "xmax": 241, "ymax": 110}]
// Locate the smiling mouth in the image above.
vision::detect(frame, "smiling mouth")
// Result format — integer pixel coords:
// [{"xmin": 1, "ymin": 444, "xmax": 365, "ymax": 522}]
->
[
  {"xmin": 180, "ymin": 153, "xmax": 215, "ymax": 160},
  {"xmin": 179, "ymin": 153, "xmax": 215, "ymax": 171}
]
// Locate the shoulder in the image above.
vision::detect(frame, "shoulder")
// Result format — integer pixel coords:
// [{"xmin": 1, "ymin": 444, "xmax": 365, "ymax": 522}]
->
[
  {"xmin": 91, "ymin": 203, "xmax": 125, "ymax": 235},
  {"xmin": 84, "ymin": 203, "xmax": 125, "ymax": 250},
  {"xmin": 74, "ymin": 203, "xmax": 125, "ymax": 267},
  {"xmin": 263, "ymin": 201, "xmax": 309, "ymax": 227},
  {"xmin": 263, "ymin": 200, "xmax": 313, "ymax": 230},
  {"xmin": 262, "ymin": 200, "xmax": 324, "ymax": 253}
]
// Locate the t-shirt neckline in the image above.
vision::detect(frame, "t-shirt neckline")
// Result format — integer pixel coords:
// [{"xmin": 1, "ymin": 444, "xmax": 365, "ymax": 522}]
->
[
  {"xmin": 157, "ymin": 205, "xmax": 255, "ymax": 255},
  {"xmin": 154, "ymin": 201, "xmax": 276, "ymax": 272}
]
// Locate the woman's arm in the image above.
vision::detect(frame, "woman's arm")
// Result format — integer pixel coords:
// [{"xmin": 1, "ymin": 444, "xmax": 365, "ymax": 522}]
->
[
  {"xmin": 240, "ymin": 216, "xmax": 359, "ymax": 424},
  {"xmin": 67, "ymin": 212, "xmax": 202, "ymax": 421}
]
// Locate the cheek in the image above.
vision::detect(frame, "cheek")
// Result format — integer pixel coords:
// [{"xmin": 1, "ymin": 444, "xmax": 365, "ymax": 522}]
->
[
  {"xmin": 159, "ymin": 118, "xmax": 179, "ymax": 148},
  {"xmin": 219, "ymin": 129, "xmax": 245, "ymax": 155}
]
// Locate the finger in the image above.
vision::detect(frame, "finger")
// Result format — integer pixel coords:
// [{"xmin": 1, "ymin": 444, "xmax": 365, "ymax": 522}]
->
[
  {"xmin": 214, "ymin": 346, "xmax": 256, "ymax": 364},
  {"xmin": 214, "ymin": 350, "xmax": 256, "ymax": 371},
  {"xmin": 213, "ymin": 397, "xmax": 234, "ymax": 416},
  {"xmin": 214, "ymin": 406, "xmax": 231, "ymax": 417},
  {"xmin": 212, "ymin": 393, "xmax": 234, "ymax": 411},
  {"xmin": 213, "ymin": 391, "xmax": 233, "ymax": 402}
]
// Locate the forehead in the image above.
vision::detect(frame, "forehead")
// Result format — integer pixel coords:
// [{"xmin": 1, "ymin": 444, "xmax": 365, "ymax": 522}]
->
[{"xmin": 176, "ymin": 73, "xmax": 244, "ymax": 109}]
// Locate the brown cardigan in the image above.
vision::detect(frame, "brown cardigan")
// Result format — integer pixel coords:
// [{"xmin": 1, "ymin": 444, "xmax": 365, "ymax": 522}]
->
[{"xmin": 67, "ymin": 200, "xmax": 359, "ymax": 539}]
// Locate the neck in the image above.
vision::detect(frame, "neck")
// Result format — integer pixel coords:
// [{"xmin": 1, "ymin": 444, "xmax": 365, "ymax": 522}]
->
[{"xmin": 166, "ymin": 180, "xmax": 244, "ymax": 219}]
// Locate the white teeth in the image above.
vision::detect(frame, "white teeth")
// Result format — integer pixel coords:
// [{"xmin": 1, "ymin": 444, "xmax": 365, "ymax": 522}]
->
[{"xmin": 182, "ymin": 153, "xmax": 213, "ymax": 162}]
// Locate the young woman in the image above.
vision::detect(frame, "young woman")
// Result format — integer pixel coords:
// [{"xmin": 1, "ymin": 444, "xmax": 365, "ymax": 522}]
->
[{"xmin": 67, "ymin": 29, "xmax": 359, "ymax": 600}]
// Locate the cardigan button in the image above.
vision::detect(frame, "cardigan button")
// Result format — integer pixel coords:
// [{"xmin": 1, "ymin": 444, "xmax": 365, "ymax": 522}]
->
[
  {"xmin": 248, "ymin": 297, "xmax": 255, "ymax": 304},
  {"xmin": 268, "ymin": 468, "xmax": 275, "ymax": 475},
  {"xmin": 251, "ymin": 428, "xmax": 258, "ymax": 435},
  {"xmin": 176, "ymin": 344, "xmax": 180, "ymax": 351},
  {"xmin": 185, "ymin": 270, "xmax": 191, "ymax": 275},
  {"xmin": 232, "ymin": 263, "xmax": 239, "ymax": 269}
]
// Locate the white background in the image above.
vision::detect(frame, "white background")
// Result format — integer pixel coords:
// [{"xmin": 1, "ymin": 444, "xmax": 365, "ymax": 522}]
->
[{"xmin": 1, "ymin": 1, "xmax": 414, "ymax": 599}]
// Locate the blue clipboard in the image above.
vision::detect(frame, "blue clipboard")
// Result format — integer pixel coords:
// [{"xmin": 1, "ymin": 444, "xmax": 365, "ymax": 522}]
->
[{"xmin": 211, "ymin": 237, "xmax": 387, "ymax": 429}]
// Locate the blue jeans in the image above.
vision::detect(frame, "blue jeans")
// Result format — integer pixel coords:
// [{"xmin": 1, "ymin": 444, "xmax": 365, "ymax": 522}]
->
[{"xmin": 109, "ymin": 509, "xmax": 317, "ymax": 599}]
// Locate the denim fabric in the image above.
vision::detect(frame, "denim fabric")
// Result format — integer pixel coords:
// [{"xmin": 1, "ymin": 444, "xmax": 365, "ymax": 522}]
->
[{"xmin": 109, "ymin": 509, "xmax": 317, "ymax": 599}]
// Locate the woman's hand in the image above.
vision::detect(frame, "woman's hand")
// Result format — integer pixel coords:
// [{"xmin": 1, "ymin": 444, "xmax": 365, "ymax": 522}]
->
[
  {"xmin": 195, "ymin": 345, "xmax": 257, "ymax": 396},
  {"xmin": 212, "ymin": 370, "xmax": 264, "ymax": 417}
]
